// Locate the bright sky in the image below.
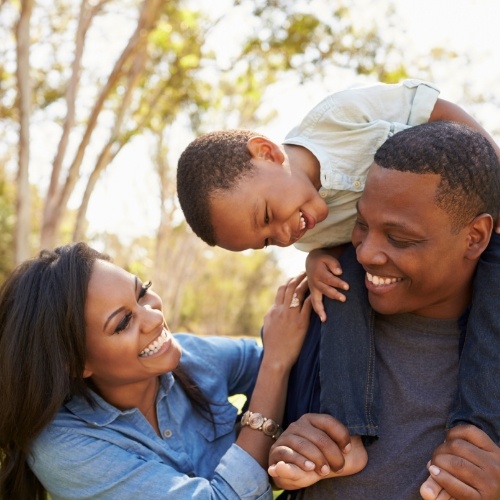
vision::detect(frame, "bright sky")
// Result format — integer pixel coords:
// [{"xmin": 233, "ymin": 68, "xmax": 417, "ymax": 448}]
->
[{"xmin": 32, "ymin": 0, "xmax": 500, "ymax": 277}]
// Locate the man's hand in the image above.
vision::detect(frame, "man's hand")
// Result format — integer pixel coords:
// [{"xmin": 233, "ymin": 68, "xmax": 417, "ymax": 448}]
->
[
  {"xmin": 305, "ymin": 248, "xmax": 349, "ymax": 322},
  {"xmin": 268, "ymin": 413, "xmax": 367, "ymax": 490},
  {"xmin": 420, "ymin": 425, "xmax": 500, "ymax": 500}
]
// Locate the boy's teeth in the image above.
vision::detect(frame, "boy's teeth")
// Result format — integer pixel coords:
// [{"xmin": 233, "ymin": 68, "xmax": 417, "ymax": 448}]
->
[
  {"xmin": 300, "ymin": 211, "xmax": 306, "ymax": 230},
  {"xmin": 139, "ymin": 329, "xmax": 168, "ymax": 357}
]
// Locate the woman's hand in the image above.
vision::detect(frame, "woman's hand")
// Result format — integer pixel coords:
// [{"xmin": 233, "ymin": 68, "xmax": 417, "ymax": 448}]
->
[{"xmin": 261, "ymin": 272, "xmax": 312, "ymax": 369}]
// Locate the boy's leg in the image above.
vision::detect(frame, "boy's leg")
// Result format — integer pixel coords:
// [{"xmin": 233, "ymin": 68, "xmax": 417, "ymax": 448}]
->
[
  {"xmin": 320, "ymin": 244, "xmax": 379, "ymax": 439},
  {"xmin": 447, "ymin": 232, "xmax": 500, "ymax": 443}
]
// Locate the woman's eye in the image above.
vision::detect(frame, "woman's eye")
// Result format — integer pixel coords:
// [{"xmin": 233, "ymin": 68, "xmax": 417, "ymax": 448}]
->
[
  {"xmin": 115, "ymin": 313, "xmax": 132, "ymax": 334},
  {"xmin": 138, "ymin": 281, "xmax": 152, "ymax": 300}
]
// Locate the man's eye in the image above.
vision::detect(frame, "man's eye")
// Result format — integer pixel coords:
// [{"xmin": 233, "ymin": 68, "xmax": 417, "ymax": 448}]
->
[
  {"xmin": 388, "ymin": 237, "xmax": 415, "ymax": 248},
  {"xmin": 115, "ymin": 313, "xmax": 132, "ymax": 334},
  {"xmin": 138, "ymin": 281, "xmax": 152, "ymax": 299}
]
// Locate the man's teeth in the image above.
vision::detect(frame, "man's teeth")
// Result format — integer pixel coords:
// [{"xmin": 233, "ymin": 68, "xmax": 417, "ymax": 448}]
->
[
  {"xmin": 366, "ymin": 272, "xmax": 401, "ymax": 286},
  {"xmin": 139, "ymin": 329, "xmax": 168, "ymax": 357},
  {"xmin": 299, "ymin": 211, "xmax": 306, "ymax": 230}
]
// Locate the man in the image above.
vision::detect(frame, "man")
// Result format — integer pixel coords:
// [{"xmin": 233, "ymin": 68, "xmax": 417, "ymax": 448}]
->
[{"xmin": 268, "ymin": 121, "xmax": 500, "ymax": 499}]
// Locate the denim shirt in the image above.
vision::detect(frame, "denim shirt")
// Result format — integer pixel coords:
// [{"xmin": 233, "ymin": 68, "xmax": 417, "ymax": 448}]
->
[{"xmin": 29, "ymin": 334, "xmax": 272, "ymax": 500}]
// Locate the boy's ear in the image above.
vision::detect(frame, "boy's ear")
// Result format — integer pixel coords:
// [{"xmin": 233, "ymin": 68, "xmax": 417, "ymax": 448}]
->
[
  {"xmin": 246, "ymin": 136, "xmax": 285, "ymax": 164},
  {"xmin": 464, "ymin": 213, "xmax": 493, "ymax": 260}
]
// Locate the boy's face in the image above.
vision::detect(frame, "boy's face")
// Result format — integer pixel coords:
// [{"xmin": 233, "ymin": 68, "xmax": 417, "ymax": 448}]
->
[
  {"xmin": 352, "ymin": 163, "xmax": 476, "ymax": 319},
  {"xmin": 210, "ymin": 159, "xmax": 329, "ymax": 251}
]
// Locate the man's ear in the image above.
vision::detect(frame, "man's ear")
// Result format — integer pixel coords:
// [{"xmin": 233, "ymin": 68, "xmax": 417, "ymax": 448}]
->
[
  {"xmin": 246, "ymin": 136, "xmax": 285, "ymax": 164},
  {"xmin": 464, "ymin": 213, "xmax": 493, "ymax": 260}
]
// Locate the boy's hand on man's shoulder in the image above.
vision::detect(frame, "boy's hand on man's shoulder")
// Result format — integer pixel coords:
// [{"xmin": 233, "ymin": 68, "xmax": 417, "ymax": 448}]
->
[{"xmin": 305, "ymin": 247, "xmax": 349, "ymax": 322}]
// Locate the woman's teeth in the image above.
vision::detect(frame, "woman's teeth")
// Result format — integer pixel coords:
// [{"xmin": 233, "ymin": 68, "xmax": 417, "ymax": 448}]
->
[
  {"xmin": 139, "ymin": 329, "xmax": 168, "ymax": 357},
  {"xmin": 366, "ymin": 272, "xmax": 402, "ymax": 286}
]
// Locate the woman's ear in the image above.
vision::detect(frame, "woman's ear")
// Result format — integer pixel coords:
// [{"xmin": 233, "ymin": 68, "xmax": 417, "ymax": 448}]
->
[
  {"xmin": 246, "ymin": 136, "xmax": 285, "ymax": 164},
  {"xmin": 83, "ymin": 364, "xmax": 93, "ymax": 379},
  {"xmin": 465, "ymin": 213, "xmax": 493, "ymax": 260}
]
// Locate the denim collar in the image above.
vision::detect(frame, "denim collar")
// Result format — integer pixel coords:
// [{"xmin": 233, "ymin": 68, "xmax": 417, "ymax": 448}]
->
[{"xmin": 65, "ymin": 372, "xmax": 175, "ymax": 427}]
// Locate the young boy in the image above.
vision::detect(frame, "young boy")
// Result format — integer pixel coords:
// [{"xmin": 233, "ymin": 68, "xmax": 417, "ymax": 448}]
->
[{"xmin": 176, "ymin": 79, "xmax": 500, "ymax": 454}]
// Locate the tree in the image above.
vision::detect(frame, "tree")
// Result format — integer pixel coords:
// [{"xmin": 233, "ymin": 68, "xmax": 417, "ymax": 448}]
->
[{"xmin": 5, "ymin": 0, "xmax": 402, "ymax": 257}]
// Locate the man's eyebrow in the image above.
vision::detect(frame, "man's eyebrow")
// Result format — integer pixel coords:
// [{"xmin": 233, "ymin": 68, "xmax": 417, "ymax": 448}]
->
[
  {"xmin": 356, "ymin": 200, "xmax": 416, "ymax": 231},
  {"xmin": 103, "ymin": 276, "xmax": 138, "ymax": 332}
]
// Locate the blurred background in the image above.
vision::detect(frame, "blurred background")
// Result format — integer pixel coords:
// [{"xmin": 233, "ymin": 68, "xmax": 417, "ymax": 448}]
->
[{"xmin": 1, "ymin": 0, "xmax": 499, "ymax": 336}]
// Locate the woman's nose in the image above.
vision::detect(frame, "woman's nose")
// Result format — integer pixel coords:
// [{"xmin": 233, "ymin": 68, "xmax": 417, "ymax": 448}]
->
[{"xmin": 140, "ymin": 304, "xmax": 164, "ymax": 334}]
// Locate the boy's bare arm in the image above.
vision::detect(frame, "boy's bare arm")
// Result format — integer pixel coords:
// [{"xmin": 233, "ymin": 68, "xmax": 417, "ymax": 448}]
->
[
  {"xmin": 430, "ymin": 99, "xmax": 500, "ymax": 157},
  {"xmin": 430, "ymin": 99, "xmax": 500, "ymax": 234},
  {"xmin": 305, "ymin": 245, "xmax": 349, "ymax": 322}
]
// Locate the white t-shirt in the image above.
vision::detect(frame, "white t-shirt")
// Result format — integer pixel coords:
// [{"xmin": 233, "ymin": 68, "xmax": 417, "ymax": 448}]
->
[{"xmin": 285, "ymin": 79, "xmax": 440, "ymax": 252}]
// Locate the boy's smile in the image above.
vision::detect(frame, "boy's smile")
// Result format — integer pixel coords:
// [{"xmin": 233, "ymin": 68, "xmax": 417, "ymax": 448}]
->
[{"xmin": 210, "ymin": 159, "xmax": 328, "ymax": 251}]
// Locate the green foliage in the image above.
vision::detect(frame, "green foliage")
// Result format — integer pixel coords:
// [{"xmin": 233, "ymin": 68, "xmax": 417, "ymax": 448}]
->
[{"xmin": 178, "ymin": 247, "xmax": 284, "ymax": 337}]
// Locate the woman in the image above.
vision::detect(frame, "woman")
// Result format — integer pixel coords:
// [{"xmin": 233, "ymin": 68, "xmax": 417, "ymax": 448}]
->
[{"xmin": 0, "ymin": 242, "xmax": 315, "ymax": 499}]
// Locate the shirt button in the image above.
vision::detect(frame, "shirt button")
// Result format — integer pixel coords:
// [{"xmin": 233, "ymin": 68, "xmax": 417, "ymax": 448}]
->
[
  {"xmin": 163, "ymin": 429, "xmax": 172, "ymax": 438},
  {"xmin": 320, "ymin": 191, "xmax": 327, "ymax": 198},
  {"xmin": 353, "ymin": 181, "xmax": 361, "ymax": 189}
]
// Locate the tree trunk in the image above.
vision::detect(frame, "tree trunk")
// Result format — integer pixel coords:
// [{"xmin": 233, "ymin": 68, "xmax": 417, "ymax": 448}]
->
[
  {"xmin": 14, "ymin": 0, "xmax": 34, "ymax": 263},
  {"xmin": 40, "ymin": 0, "xmax": 163, "ymax": 249}
]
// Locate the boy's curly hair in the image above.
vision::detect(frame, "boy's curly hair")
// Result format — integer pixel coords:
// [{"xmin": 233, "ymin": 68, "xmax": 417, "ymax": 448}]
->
[{"xmin": 176, "ymin": 129, "xmax": 264, "ymax": 246}]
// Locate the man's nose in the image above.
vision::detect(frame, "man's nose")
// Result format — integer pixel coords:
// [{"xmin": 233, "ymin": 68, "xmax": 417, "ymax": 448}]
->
[{"xmin": 355, "ymin": 235, "xmax": 388, "ymax": 267}]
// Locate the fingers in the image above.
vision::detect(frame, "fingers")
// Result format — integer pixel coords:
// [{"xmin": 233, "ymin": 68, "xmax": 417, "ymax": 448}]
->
[
  {"xmin": 426, "ymin": 464, "xmax": 476, "ymax": 500},
  {"xmin": 420, "ymin": 474, "xmax": 448, "ymax": 500},
  {"xmin": 269, "ymin": 414, "xmax": 351, "ymax": 476},
  {"xmin": 445, "ymin": 424, "xmax": 496, "ymax": 451},
  {"xmin": 310, "ymin": 288, "xmax": 327, "ymax": 322},
  {"xmin": 268, "ymin": 461, "xmax": 322, "ymax": 490},
  {"xmin": 426, "ymin": 425, "xmax": 500, "ymax": 499}
]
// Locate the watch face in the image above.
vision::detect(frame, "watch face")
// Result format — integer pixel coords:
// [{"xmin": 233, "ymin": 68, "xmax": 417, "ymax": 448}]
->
[
  {"xmin": 249, "ymin": 412, "xmax": 265, "ymax": 429},
  {"xmin": 262, "ymin": 419, "xmax": 279, "ymax": 435}
]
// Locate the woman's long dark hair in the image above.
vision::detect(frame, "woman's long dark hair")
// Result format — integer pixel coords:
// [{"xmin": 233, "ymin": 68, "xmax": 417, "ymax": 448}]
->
[{"xmin": 0, "ymin": 242, "xmax": 212, "ymax": 500}]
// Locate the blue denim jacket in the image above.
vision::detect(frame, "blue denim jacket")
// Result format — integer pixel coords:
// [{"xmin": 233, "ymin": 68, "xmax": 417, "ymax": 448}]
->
[{"xmin": 29, "ymin": 334, "xmax": 272, "ymax": 500}]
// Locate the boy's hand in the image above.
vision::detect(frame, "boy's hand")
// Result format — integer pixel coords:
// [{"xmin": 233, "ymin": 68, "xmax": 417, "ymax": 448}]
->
[
  {"xmin": 306, "ymin": 248, "xmax": 349, "ymax": 322},
  {"xmin": 268, "ymin": 460, "xmax": 324, "ymax": 491},
  {"xmin": 420, "ymin": 425, "xmax": 500, "ymax": 500}
]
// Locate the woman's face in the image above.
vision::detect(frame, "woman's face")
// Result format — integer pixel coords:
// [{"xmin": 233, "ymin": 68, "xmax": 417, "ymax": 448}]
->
[{"xmin": 83, "ymin": 260, "xmax": 182, "ymax": 392}]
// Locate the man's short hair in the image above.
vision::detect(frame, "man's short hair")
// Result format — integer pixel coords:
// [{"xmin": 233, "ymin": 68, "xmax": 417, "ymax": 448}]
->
[
  {"xmin": 374, "ymin": 121, "xmax": 500, "ymax": 232},
  {"xmin": 177, "ymin": 129, "xmax": 263, "ymax": 246}
]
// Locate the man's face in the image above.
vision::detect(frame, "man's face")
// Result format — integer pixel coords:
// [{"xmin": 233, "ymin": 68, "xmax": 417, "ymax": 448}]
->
[
  {"xmin": 352, "ymin": 163, "xmax": 474, "ymax": 318},
  {"xmin": 210, "ymin": 159, "xmax": 328, "ymax": 251}
]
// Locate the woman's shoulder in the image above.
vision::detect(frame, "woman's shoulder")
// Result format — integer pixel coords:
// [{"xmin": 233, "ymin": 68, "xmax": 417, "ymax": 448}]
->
[{"xmin": 174, "ymin": 333, "xmax": 261, "ymax": 365}]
